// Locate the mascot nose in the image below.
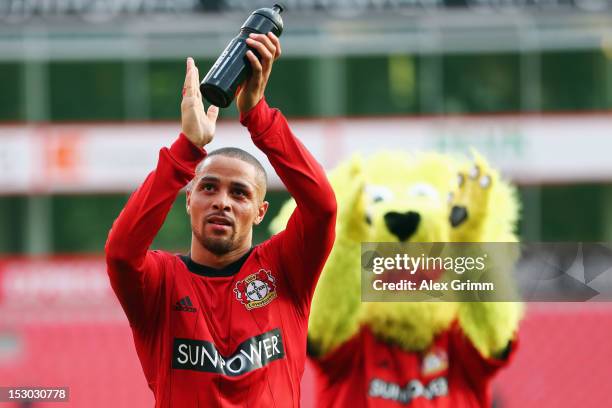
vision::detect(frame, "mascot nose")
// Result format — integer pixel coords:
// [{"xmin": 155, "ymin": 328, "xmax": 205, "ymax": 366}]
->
[
  {"xmin": 384, "ymin": 211, "xmax": 421, "ymax": 242},
  {"xmin": 450, "ymin": 205, "xmax": 468, "ymax": 227}
]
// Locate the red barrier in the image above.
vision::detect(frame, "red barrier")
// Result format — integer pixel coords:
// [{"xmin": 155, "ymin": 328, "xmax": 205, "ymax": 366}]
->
[{"xmin": 1, "ymin": 258, "xmax": 611, "ymax": 407}]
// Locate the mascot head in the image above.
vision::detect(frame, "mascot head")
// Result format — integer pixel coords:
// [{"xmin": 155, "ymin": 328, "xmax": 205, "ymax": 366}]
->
[{"xmin": 270, "ymin": 150, "xmax": 519, "ymax": 352}]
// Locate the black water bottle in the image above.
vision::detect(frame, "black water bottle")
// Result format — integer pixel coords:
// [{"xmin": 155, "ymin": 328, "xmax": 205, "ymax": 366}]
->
[{"xmin": 200, "ymin": 4, "xmax": 285, "ymax": 108}]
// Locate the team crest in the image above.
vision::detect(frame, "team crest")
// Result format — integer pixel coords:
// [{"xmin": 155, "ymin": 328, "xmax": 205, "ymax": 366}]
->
[
  {"xmin": 421, "ymin": 348, "xmax": 448, "ymax": 376},
  {"xmin": 233, "ymin": 269, "xmax": 277, "ymax": 310}
]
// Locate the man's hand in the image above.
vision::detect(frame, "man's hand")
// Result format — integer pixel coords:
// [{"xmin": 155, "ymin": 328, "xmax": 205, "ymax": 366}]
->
[
  {"xmin": 181, "ymin": 57, "xmax": 219, "ymax": 148},
  {"xmin": 236, "ymin": 32, "xmax": 282, "ymax": 114}
]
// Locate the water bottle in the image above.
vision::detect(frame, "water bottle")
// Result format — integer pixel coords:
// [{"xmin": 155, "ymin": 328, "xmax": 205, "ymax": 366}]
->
[{"xmin": 200, "ymin": 4, "xmax": 285, "ymax": 108}]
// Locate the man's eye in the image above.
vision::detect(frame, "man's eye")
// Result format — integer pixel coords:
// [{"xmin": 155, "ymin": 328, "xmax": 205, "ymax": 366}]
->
[
  {"xmin": 201, "ymin": 184, "xmax": 215, "ymax": 191},
  {"xmin": 233, "ymin": 189, "xmax": 246, "ymax": 197}
]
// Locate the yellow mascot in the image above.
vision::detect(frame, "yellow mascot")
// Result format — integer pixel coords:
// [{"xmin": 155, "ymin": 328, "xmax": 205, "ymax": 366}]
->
[{"xmin": 270, "ymin": 151, "xmax": 523, "ymax": 407}]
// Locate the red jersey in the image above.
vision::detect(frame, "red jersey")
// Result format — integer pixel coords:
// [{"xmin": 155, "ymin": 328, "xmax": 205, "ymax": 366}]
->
[
  {"xmin": 312, "ymin": 323, "xmax": 517, "ymax": 408},
  {"xmin": 105, "ymin": 99, "xmax": 337, "ymax": 407}
]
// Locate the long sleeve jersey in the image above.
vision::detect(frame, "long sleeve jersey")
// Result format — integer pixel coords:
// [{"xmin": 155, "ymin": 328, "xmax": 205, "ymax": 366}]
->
[
  {"xmin": 105, "ymin": 99, "xmax": 337, "ymax": 407},
  {"xmin": 312, "ymin": 324, "xmax": 517, "ymax": 408}
]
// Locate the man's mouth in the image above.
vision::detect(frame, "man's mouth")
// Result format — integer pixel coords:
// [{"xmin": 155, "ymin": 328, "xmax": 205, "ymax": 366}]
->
[{"xmin": 206, "ymin": 215, "xmax": 234, "ymax": 227}]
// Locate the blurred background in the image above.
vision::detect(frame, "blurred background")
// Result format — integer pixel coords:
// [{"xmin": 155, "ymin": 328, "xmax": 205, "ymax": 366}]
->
[{"xmin": 2, "ymin": 0, "xmax": 612, "ymax": 406}]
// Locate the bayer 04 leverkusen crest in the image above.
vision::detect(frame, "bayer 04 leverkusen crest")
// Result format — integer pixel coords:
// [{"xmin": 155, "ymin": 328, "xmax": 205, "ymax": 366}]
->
[{"xmin": 233, "ymin": 269, "xmax": 277, "ymax": 310}]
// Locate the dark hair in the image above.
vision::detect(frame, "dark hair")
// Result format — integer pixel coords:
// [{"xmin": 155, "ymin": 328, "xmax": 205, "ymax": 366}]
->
[{"xmin": 188, "ymin": 147, "xmax": 268, "ymax": 196}]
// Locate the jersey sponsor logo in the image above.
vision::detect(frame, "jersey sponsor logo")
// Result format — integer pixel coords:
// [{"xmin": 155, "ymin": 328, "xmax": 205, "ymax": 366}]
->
[
  {"xmin": 421, "ymin": 348, "xmax": 448, "ymax": 376},
  {"xmin": 174, "ymin": 296, "xmax": 197, "ymax": 313},
  {"xmin": 233, "ymin": 269, "xmax": 277, "ymax": 310},
  {"xmin": 172, "ymin": 328, "xmax": 285, "ymax": 376},
  {"xmin": 368, "ymin": 377, "xmax": 448, "ymax": 405}
]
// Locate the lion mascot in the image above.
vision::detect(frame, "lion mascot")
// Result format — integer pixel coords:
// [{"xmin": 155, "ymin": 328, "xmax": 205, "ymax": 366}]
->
[{"xmin": 270, "ymin": 151, "xmax": 523, "ymax": 407}]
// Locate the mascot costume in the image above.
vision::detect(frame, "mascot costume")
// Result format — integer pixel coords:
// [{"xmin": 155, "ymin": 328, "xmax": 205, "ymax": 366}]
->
[{"xmin": 270, "ymin": 151, "xmax": 523, "ymax": 407}]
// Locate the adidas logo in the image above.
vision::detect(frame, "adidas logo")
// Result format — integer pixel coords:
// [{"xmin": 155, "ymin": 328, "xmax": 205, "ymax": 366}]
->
[{"xmin": 174, "ymin": 296, "xmax": 197, "ymax": 313}]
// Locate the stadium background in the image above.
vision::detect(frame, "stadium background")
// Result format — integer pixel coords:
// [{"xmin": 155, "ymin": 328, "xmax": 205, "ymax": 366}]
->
[{"xmin": 2, "ymin": 0, "xmax": 612, "ymax": 406}]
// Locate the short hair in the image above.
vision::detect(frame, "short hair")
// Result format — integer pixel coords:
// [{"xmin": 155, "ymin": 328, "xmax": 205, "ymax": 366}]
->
[{"xmin": 188, "ymin": 147, "xmax": 268, "ymax": 197}]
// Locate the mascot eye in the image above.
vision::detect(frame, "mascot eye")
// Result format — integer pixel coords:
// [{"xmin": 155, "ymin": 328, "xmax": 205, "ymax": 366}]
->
[
  {"xmin": 408, "ymin": 183, "xmax": 440, "ymax": 202},
  {"xmin": 366, "ymin": 185, "xmax": 394, "ymax": 203}
]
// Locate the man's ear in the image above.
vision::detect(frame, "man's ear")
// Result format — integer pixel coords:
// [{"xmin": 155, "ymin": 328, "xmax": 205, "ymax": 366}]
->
[
  {"xmin": 186, "ymin": 191, "xmax": 192, "ymax": 215},
  {"xmin": 254, "ymin": 201, "xmax": 269, "ymax": 225}
]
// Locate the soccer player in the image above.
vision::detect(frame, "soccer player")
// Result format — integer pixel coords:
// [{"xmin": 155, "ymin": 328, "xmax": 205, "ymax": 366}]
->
[{"xmin": 105, "ymin": 33, "xmax": 337, "ymax": 407}]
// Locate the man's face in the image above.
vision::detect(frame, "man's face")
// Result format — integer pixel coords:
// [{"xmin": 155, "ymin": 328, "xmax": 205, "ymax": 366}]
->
[{"xmin": 187, "ymin": 155, "xmax": 268, "ymax": 256}]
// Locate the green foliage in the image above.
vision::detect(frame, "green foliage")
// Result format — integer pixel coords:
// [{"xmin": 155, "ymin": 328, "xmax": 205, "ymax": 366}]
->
[
  {"xmin": 442, "ymin": 53, "xmax": 520, "ymax": 113},
  {"xmin": 0, "ymin": 63, "xmax": 22, "ymax": 120},
  {"xmin": 49, "ymin": 61, "xmax": 125, "ymax": 120},
  {"xmin": 51, "ymin": 194, "xmax": 129, "ymax": 253}
]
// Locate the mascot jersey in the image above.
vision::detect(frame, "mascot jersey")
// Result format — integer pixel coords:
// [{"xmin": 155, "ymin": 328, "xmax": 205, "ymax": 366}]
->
[
  {"xmin": 105, "ymin": 99, "xmax": 337, "ymax": 407},
  {"xmin": 312, "ymin": 323, "xmax": 517, "ymax": 407}
]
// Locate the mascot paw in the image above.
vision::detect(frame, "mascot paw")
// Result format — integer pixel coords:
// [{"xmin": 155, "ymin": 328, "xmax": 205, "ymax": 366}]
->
[{"xmin": 449, "ymin": 150, "xmax": 495, "ymax": 232}]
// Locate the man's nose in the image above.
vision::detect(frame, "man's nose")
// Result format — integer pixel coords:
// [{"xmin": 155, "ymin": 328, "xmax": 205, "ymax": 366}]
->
[{"xmin": 212, "ymin": 191, "xmax": 231, "ymax": 211}]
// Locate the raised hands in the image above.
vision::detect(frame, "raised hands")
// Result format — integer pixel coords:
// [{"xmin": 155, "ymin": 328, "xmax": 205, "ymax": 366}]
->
[
  {"xmin": 448, "ymin": 151, "xmax": 498, "ymax": 242},
  {"xmin": 181, "ymin": 57, "xmax": 219, "ymax": 148},
  {"xmin": 236, "ymin": 32, "xmax": 282, "ymax": 114}
]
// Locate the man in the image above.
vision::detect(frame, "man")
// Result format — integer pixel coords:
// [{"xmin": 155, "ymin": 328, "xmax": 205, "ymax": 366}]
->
[{"xmin": 105, "ymin": 33, "xmax": 337, "ymax": 407}]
